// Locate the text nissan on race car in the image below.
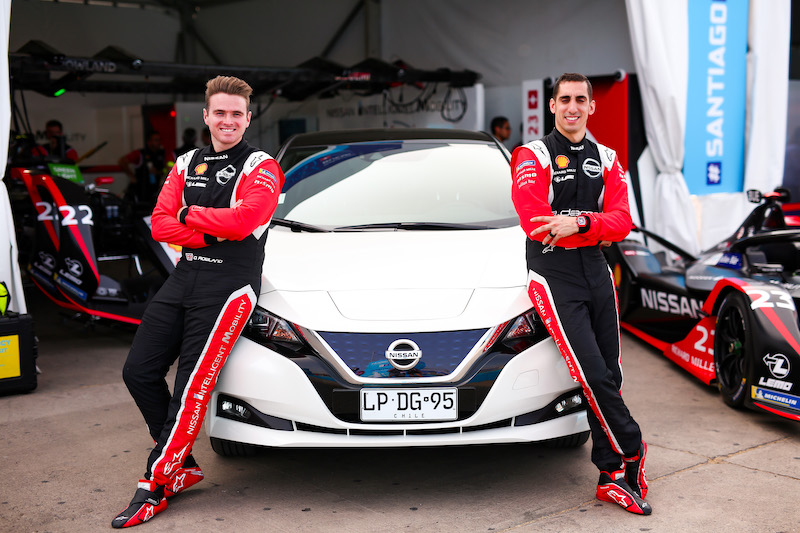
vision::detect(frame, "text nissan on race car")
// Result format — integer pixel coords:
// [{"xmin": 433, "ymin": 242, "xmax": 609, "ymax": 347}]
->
[
  {"xmin": 204, "ymin": 129, "xmax": 590, "ymax": 456},
  {"xmin": 604, "ymin": 189, "xmax": 800, "ymax": 422}
]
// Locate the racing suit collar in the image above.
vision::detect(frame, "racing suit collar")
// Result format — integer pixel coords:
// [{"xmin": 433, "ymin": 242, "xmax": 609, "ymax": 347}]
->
[
  {"xmin": 207, "ymin": 139, "xmax": 250, "ymax": 158},
  {"xmin": 552, "ymin": 128, "xmax": 586, "ymax": 151}
]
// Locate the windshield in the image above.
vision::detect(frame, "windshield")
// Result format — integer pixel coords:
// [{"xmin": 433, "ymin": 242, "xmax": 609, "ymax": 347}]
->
[{"xmin": 275, "ymin": 139, "xmax": 518, "ymax": 229}]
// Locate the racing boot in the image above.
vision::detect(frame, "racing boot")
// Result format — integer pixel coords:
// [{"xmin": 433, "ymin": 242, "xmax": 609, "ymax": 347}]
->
[
  {"xmin": 164, "ymin": 464, "xmax": 204, "ymax": 498},
  {"xmin": 111, "ymin": 479, "xmax": 167, "ymax": 528},
  {"xmin": 596, "ymin": 468, "xmax": 652, "ymax": 515},
  {"xmin": 624, "ymin": 441, "xmax": 648, "ymax": 499}
]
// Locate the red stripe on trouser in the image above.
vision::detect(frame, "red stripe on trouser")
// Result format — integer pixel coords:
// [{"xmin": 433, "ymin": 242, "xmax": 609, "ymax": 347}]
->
[
  {"xmin": 527, "ymin": 275, "xmax": 625, "ymax": 456},
  {"xmin": 150, "ymin": 287, "xmax": 255, "ymax": 486}
]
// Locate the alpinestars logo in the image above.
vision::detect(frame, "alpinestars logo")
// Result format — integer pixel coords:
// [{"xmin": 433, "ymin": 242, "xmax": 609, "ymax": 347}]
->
[
  {"xmin": 604, "ymin": 488, "xmax": 631, "ymax": 507},
  {"xmin": 171, "ymin": 473, "xmax": 186, "ymax": 493},
  {"xmin": 216, "ymin": 164, "xmax": 237, "ymax": 185}
]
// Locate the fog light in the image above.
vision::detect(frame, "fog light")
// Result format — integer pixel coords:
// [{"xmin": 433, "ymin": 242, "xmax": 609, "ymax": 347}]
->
[
  {"xmin": 554, "ymin": 394, "xmax": 583, "ymax": 413},
  {"xmin": 221, "ymin": 399, "xmax": 252, "ymax": 421}
]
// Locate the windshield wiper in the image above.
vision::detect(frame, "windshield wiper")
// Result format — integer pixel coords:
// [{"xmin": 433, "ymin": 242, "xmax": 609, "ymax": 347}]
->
[
  {"xmin": 334, "ymin": 222, "xmax": 491, "ymax": 231},
  {"xmin": 271, "ymin": 218, "xmax": 331, "ymax": 233}
]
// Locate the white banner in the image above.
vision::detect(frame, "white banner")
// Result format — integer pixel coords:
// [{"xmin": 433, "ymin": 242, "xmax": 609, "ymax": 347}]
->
[
  {"xmin": 318, "ymin": 85, "xmax": 484, "ymax": 132},
  {"xmin": 521, "ymin": 79, "xmax": 544, "ymax": 144}
]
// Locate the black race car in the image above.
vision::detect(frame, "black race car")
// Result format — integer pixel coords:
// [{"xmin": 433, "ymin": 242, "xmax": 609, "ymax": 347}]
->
[
  {"xmin": 605, "ymin": 189, "xmax": 800, "ymax": 422},
  {"xmin": 8, "ymin": 166, "xmax": 174, "ymax": 325}
]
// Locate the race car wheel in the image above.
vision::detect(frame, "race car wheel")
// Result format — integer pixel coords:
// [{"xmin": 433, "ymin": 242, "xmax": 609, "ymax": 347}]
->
[
  {"xmin": 714, "ymin": 292, "xmax": 752, "ymax": 408},
  {"xmin": 210, "ymin": 436, "xmax": 259, "ymax": 457}
]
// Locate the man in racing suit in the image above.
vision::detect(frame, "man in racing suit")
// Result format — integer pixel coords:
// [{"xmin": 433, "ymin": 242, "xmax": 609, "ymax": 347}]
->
[
  {"xmin": 112, "ymin": 76, "xmax": 285, "ymax": 528},
  {"xmin": 511, "ymin": 73, "xmax": 651, "ymax": 515}
]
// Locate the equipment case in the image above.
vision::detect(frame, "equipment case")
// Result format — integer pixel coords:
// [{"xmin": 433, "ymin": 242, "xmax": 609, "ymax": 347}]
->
[{"xmin": 0, "ymin": 313, "xmax": 37, "ymax": 394}]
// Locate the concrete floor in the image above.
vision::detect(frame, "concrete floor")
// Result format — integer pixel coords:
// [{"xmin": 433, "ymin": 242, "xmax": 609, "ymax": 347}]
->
[{"xmin": 1, "ymin": 289, "xmax": 799, "ymax": 533}]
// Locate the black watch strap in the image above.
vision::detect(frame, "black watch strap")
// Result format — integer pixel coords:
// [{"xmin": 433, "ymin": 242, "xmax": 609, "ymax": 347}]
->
[{"xmin": 576, "ymin": 215, "xmax": 591, "ymax": 234}]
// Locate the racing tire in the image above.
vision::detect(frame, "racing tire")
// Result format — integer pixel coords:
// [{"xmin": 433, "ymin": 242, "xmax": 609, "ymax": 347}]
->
[
  {"xmin": 713, "ymin": 292, "xmax": 752, "ymax": 408},
  {"xmin": 540, "ymin": 430, "xmax": 591, "ymax": 448},
  {"xmin": 209, "ymin": 437, "xmax": 259, "ymax": 457}
]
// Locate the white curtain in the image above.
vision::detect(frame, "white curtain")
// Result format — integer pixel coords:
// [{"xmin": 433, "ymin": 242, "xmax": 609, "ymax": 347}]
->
[
  {"xmin": 625, "ymin": 0, "xmax": 700, "ymax": 256},
  {"xmin": 0, "ymin": 0, "xmax": 26, "ymax": 314},
  {"xmin": 743, "ymin": 0, "xmax": 791, "ymax": 192}
]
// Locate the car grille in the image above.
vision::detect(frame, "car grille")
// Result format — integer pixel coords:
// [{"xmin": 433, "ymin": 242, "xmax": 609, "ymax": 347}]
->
[{"xmin": 318, "ymin": 329, "xmax": 488, "ymax": 377}]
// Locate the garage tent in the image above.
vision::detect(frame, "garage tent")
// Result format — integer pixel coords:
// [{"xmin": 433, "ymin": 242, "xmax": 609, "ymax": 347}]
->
[{"xmin": 0, "ymin": 0, "xmax": 793, "ymax": 282}]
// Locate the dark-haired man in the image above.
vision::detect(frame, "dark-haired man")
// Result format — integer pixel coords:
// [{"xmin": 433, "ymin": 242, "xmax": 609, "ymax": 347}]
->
[
  {"xmin": 510, "ymin": 73, "xmax": 651, "ymax": 515},
  {"xmin": 491, "ymin": 115, "xmax": 512, "ymax": 145},
  {"xmin": 119, "ymin": 131, "xmax": 167, "ymax": 209},
  {"xmin": 113, "ymin": 75, "xmax": 285, "ymax": 528},
  {"xmin": 33, "ymin": 119, "xmax": 79, "ymax": 162}
]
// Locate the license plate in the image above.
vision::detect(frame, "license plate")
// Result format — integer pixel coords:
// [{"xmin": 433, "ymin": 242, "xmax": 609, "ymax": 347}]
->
[{"xmin": 360, "ymin": 388, "xmax": 458, "ymax": 422}]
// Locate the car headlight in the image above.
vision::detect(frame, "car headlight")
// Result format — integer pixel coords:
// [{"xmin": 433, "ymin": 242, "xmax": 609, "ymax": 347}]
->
[
  {"xmin": 243, "ymin": 306, "xmax": 304, "ymax": 351},
  {"xmin": 500, "ymin": 309, "xmax": 549, "ymax": 353}
]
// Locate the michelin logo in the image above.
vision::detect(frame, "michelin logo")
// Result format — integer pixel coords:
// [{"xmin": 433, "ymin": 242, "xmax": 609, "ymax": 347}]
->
[{"xmin": 752, "ymin": 386, "xmax": 800, "ymax": 410}]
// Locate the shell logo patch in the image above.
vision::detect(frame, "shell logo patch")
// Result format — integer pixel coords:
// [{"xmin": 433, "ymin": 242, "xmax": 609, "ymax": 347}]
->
[
  {"xmin": 555, "ymin": 155, "xmax": 569, "ymax": 168},
  {"xmin": 194, "ymin": 163, "xmax": 208, "ymax": 175}
]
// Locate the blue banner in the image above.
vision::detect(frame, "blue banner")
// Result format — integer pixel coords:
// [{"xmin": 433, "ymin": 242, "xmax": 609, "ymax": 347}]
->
[{"xmin": 684, "ymin": 0, "xmax": 749, "ymax": 195}]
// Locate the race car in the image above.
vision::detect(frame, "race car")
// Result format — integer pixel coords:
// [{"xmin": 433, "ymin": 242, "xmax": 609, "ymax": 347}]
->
[
  {"xmin": 7, "ymin": 166, "xmax": 174, "ymax": 325},
  {"xmin": 604, "ymin": 189, "xmax": 800, "ymax": 422}
]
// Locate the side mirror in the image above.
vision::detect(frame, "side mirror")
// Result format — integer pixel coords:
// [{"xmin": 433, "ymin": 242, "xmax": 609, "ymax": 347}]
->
[{"xmin": 746, "ymin": 189, "xmax": 763, "ymax": 203}]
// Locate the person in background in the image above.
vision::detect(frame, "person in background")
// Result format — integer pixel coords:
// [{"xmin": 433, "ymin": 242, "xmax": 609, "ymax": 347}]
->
[
  {"xmin": 33, "ymin": 119, "xmax": 79, "ymax": 162},
  {"xmin": 111, "ymin": 75, "xmax": 285, "ymax": 528},
  {"xmin": 118, "ymin": 131, "xmax": 168, "ymax": 209},
  {"xmin": 490, "ymin": 115, "xmax": 512, "ymax": 146},
  {"xmin": 510, "ymin": 73, "xmax": 651, "ymax": 516},
  {"xmin": 173, "ymin": 127, "xmax": 198, "ymax": 158}
]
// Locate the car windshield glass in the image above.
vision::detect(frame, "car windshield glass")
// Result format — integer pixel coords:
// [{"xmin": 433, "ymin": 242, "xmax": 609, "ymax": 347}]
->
[{"xmin": 276, "ymin": 140, "xmax": 518, "ymax": 229}]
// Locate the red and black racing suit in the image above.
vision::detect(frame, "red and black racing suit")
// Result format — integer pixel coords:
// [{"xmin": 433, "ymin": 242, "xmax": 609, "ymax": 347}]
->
[
  {"xmin": 511, "ymin": 128, "xmax": 641, "ymax": 472},
  {"xmin": 122, "ymin": 139, "xmax": 284, "ymax": 486}
]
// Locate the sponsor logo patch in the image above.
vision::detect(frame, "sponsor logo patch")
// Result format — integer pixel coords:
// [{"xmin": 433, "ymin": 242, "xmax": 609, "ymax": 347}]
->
[
  {"xmin": 216, "ymin": 165, "xmax": 236, "ymax": 185},
  {"xmin": 194, "ymin": 163, "xmax": 208, "ymax": 175},
  {"xmin": 758, "ymin": 376, "xmax": 792, "ymax": 391},
  {"xmin": 764, "ymin": 353, "xmax": 791, "ymax": 379},
  {"xmin": 751, "ymin": 386, "xmax": 800, "ymax": 410},
  {"xmin": 555, "ymin": 155, "xmax": 569, "ymax": 168},
  {"xmin": 582, "ymin": 157, "xmax": 602, "ymax": 178},
  {"xmin": 640, "ymin": 288, "xmax": 703, "ymax": 319}
]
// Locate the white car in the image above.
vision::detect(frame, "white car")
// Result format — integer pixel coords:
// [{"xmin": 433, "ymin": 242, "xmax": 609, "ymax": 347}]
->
[{"xmin": 205, "ymin": 129, "xmax": 589, "ymax": 455}]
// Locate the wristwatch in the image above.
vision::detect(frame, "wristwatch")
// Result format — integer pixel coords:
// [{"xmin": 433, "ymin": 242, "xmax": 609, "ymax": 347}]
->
[{"xmin": 576, "ymin": 215, "xmax": 591, "ymax": 234}]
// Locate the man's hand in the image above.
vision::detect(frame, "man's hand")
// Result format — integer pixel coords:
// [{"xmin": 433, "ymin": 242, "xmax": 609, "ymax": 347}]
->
[
  {"xmin": 178, "ymin": 205, "xmax": 227, "ymax": 242},
  {"xmin": 529, "ymin": 215, "xmax": 579, "ymax": 246}
]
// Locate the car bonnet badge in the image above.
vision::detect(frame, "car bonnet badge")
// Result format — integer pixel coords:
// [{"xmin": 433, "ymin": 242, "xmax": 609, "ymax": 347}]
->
[{"xmin": 385, "ymin": 339, "xmax": 422, "ymax": 370}]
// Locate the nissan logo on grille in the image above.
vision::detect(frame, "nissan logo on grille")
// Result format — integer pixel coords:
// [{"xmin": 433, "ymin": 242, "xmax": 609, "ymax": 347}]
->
[{"xmin": 385, "ymin": 339, "xmax": 422, "ymax": 370}]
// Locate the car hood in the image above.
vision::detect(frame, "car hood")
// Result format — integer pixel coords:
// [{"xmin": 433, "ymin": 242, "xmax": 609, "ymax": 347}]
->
[{"xmin": 259, "ymin": 226, "xmax": 532, "ymax": 332}]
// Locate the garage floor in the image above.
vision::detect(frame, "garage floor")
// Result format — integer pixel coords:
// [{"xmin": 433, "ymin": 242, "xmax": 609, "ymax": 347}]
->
[{"xmin": 1, "ymin": 288, "xmax": 799, "ymax": 532}]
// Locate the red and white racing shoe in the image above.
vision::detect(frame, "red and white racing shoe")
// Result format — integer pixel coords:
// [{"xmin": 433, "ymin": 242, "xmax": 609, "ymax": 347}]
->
[
  {"xmin": 596, "ymin": 469, "xmax": 652, "ymax": 515},
  {"xmin": 111, "ymin": 479, "xmax": 167, "ymax": 528},
  {"xmin": 624, "ymin": 441, "xmax": 648, "ymax": 499}
]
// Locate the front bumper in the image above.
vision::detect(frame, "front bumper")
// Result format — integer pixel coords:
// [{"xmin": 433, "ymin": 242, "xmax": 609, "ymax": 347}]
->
[{"xmin": 205, "ymin": 336, "xmax": 588, "ymax": 448}]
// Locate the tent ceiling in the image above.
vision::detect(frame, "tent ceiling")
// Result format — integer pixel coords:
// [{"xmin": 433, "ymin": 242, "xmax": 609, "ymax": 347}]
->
[{"xmin": 9, "ymin": 40, "xmax": 480, "ymax": 101}]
